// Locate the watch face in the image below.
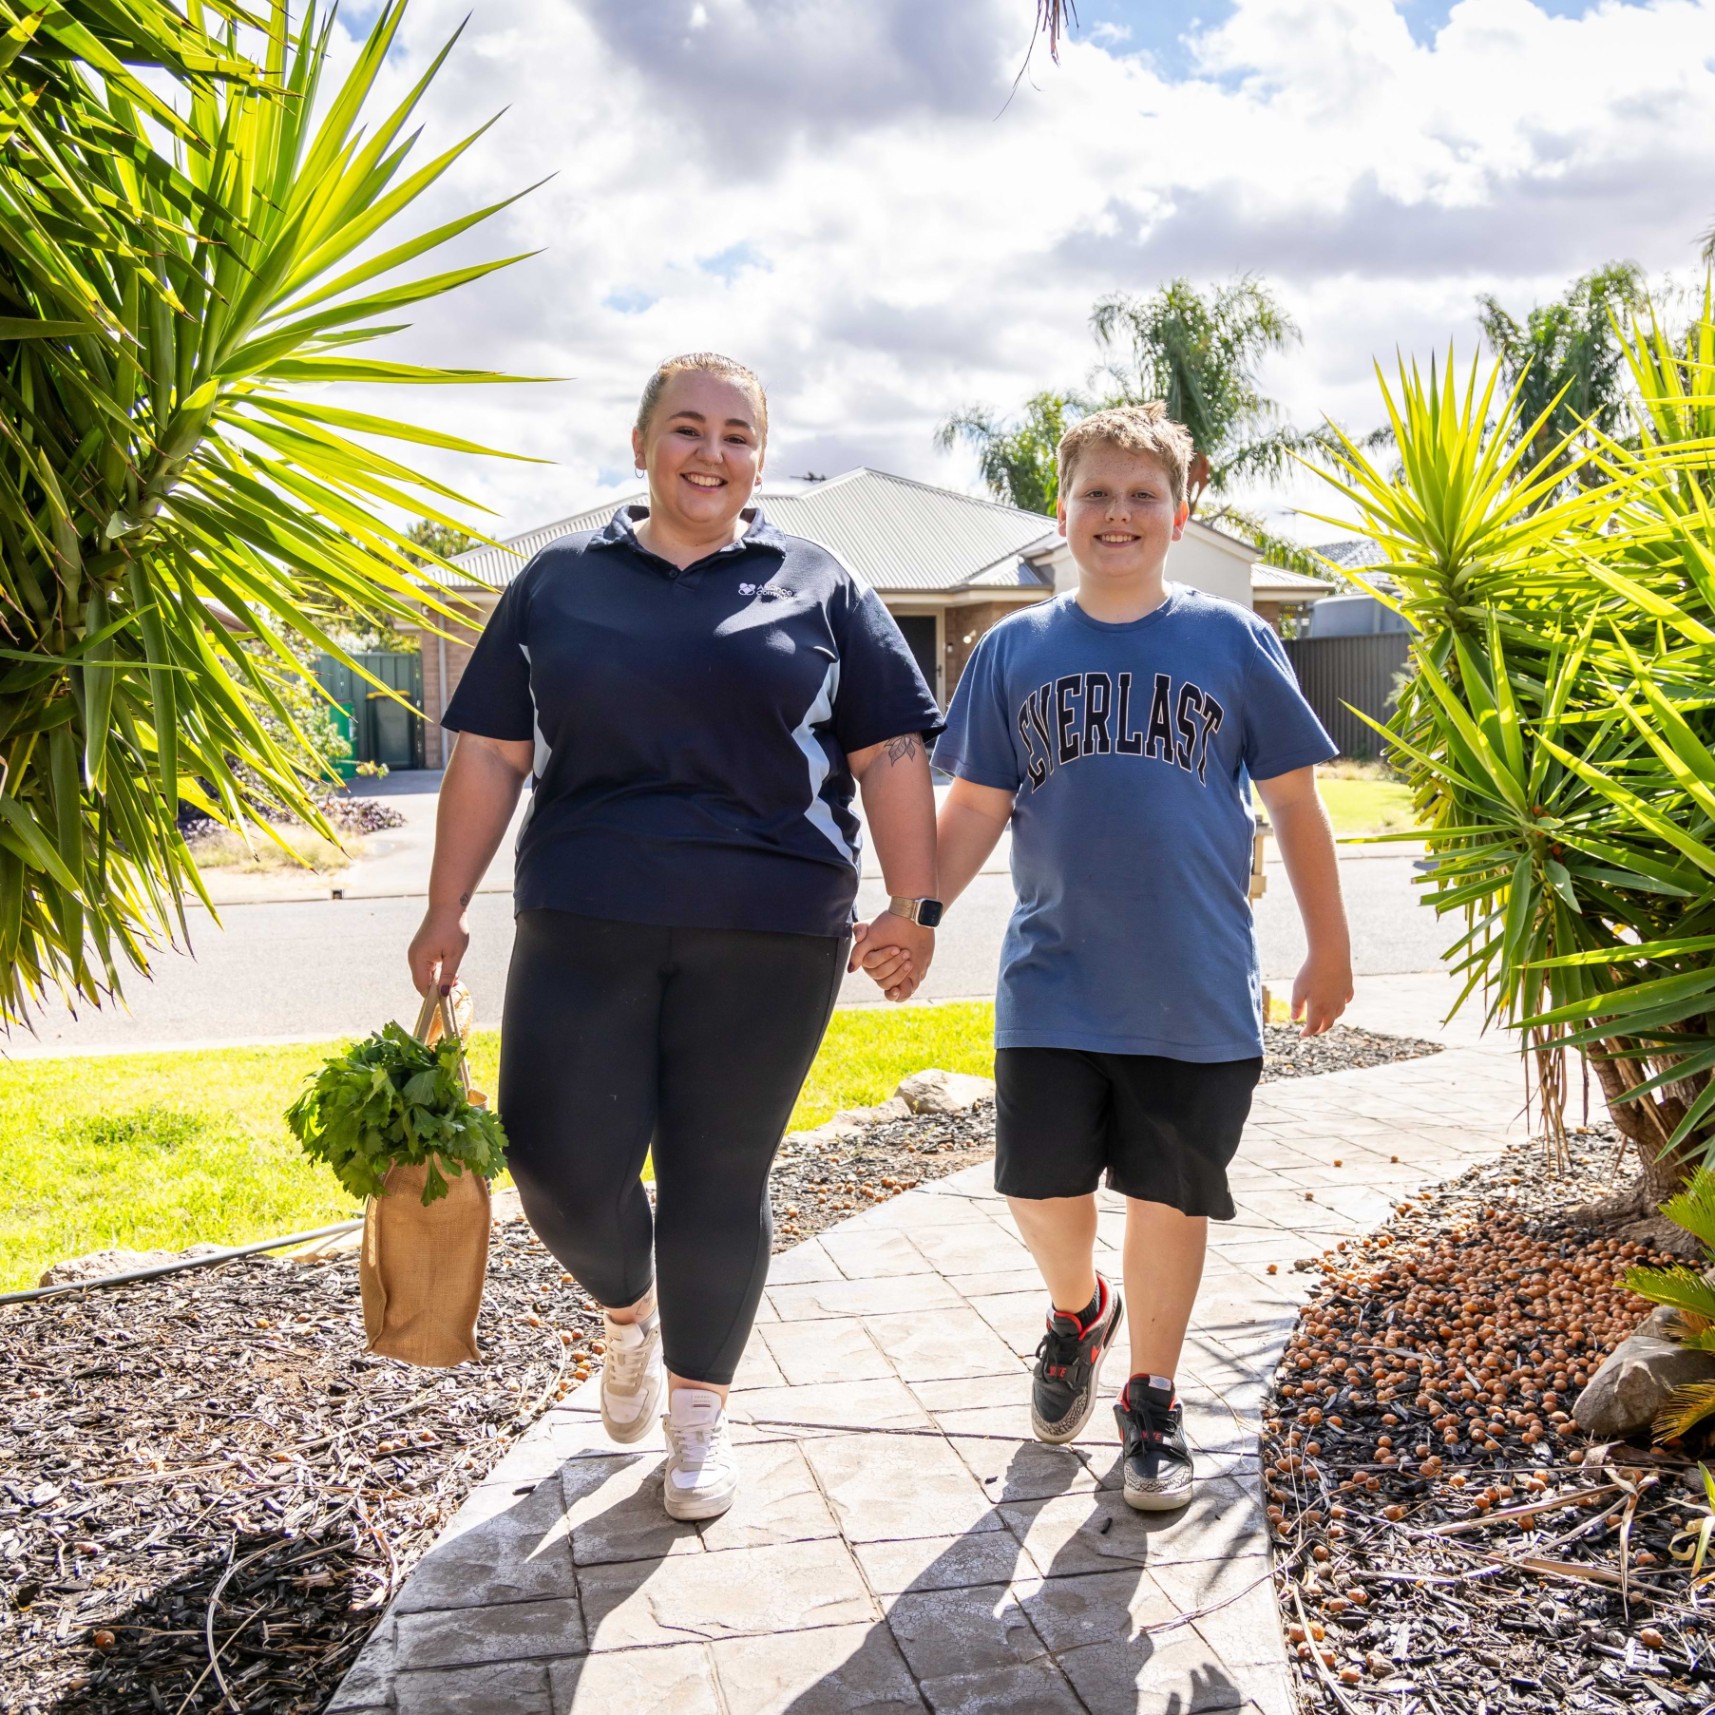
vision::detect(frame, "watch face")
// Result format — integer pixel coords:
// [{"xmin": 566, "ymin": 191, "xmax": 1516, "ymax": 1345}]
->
[{"xmin": 916, "ymin": 900, "xmax": 945, "ymax": 928}]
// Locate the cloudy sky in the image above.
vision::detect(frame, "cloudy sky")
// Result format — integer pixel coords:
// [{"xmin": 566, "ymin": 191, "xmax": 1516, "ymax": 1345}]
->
[{"xmin": 326, "ymin": 0, "xmax": 1715, "ymax": 540}]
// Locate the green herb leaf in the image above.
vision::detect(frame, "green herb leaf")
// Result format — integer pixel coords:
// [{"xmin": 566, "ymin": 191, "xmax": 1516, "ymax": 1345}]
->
[{"xmin": 285, "ymin": 1024, "xmax": 507, "ymax": 1205}]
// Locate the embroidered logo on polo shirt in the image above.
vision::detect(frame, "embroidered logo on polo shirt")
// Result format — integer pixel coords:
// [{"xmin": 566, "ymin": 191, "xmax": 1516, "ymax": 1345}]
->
[{"xmin": 739, "ymin": 583, "xmax": 796, "ymax": 601}]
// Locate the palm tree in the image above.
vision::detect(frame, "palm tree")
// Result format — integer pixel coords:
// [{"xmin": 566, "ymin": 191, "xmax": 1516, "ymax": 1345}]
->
[
  {"xmin": 0, "ymin": 1, "xmax": 542, "ymax": 1026},
  {"xmin": 1091, "ymin": 277, "xmax": 1339, "ymax": 574},
  {"xmin": 1090, "ymin": 276, "xmax": 1318, "ymax": 512},
  {"xmin": 1476, "ymin": 262, "xmax": 1647, "ymax": 490},
  {"xmin": 1030, "ymin": 1, "xmax": 1078, "ymax": 60},
  {"xmin": 935, "ymin": 392, "xmax": 1081, "ymax": 516}
]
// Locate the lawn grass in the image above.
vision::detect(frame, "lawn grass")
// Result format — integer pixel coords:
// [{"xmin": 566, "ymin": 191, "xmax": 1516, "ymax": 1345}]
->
[
  {"xmin": 1317, "ymin": 762, "xmax": 1417, "ymax": 837},
  {"xmin": 190, "ymin": 824, "xmax": 356, "ymax": 873},
  {"xmin": 0, "ymin": 1001, "xmax": 995, "ymax": 1291}
]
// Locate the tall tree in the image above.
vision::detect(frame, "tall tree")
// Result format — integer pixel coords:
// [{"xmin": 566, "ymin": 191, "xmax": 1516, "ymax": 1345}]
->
[
  {"xmin": 1090, "ymin": 276, "xmax": 1316, "ymax": 515},
  {"xmin": 0, "ymin": 1, "xmax": 541, "ymax": 1025},
  {"xmin": 935, "ymin": 392, "xmax": 1081, "ymax": 516},
  {"xmin": 1476, "ymin": 263, "xmax": 1647, "ymax": 489}
]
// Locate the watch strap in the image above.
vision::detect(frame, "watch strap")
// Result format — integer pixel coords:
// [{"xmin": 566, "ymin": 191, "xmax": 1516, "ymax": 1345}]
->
[{"xmin": 888, "ymin": 896, "xmax": 944, "ymax": 927}]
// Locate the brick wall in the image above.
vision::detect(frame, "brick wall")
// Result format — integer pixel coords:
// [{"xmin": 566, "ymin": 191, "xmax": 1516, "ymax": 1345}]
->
[
  {"xmin": 943, "ymin": 600, "xmax": 1031, "ymax": 697},
  {"xmin": 417, "ymin": 596, "xmax": 493, "ymax": 769}
]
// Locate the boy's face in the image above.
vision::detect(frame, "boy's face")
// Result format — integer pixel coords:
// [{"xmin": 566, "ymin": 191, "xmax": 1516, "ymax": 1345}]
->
[{"xmin": 1057, "ymin": 447, "xmax": 1189, "ymax": 586}]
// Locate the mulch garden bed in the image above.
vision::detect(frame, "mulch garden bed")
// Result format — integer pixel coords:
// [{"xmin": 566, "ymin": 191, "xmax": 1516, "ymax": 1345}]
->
[
  {"xmin": 0, "ymin": 1019, "xmax": 1439, "ymax": 1714},
  {"xmin": 1263, "ymin": 1123, "xmax": 1714, "ymax": 1715},
  {"xmin": 178, "ymin": 793, "xmax": 406, "ymax": 847}
]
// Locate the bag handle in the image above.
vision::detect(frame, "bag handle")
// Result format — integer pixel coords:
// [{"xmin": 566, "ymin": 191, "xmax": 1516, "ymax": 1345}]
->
[{"xmin": 413, "ymin": 987, "xmax": 472, "ymax": 1096}]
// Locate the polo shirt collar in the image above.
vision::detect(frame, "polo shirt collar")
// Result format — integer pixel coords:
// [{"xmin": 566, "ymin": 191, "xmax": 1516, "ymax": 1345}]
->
[{"xmin": 593, "ymin": 503, "xmax": 786, "ymax": 581}]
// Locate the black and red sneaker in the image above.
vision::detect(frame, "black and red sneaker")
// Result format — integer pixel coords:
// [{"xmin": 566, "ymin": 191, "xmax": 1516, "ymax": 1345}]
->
[
  {"xmin": 1115, "ymin": 1376, "xmax": 1193, "ymax": 1511},
  {"xmin": 1030, "ymin": 1275, "xmax": 1123, "ymax": 1444}
]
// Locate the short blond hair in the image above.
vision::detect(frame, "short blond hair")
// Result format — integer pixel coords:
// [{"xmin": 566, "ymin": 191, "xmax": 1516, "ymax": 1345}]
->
[
  {"xmin": 635, "ymin": 351, "xmax": 769, "ymax": 441},
  {"xmin": 1057, "ymin": 402, "xmax": 1193, "ymax": 508}
]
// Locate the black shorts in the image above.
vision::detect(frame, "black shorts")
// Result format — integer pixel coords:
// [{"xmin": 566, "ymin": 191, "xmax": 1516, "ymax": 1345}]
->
[{"xmin": 994, "ymin": 1047, "xmax": 1263, "ymax": 1218}]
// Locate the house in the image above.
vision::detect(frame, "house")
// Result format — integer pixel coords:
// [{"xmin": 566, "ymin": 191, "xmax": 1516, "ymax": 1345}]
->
[
  {"xmin": 408, "ymin": 468, "xmax": 1280, "ymax": 768},
  {"xmin": 1250, "ymin": 564, "xmax": 1336, "ymax": 634}
]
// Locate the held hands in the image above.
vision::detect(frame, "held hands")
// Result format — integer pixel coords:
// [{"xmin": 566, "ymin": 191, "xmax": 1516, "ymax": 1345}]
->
[
  {"xmin": 848, "ymin": 911, "xmax": 936, "ymax": 1002},
  {"xmin": 408, "ymin": 903, "xmax": 470, "ymax": 997},
  {"xmin": 1292, "ymin": 949, "xmax": 1354, "ymax": 1036}
]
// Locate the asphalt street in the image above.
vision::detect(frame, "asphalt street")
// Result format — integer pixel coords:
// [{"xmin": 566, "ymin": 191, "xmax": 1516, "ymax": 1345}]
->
[{"xmin": 4, "ymin": 853, "xmax": 1446, "ymax": 1057}]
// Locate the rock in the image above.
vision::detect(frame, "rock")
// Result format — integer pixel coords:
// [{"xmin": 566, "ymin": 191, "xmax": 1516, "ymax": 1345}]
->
[
  {"xmin": 38, "ymin": 1244, "xmax": 221, "ymax": 1288},
  {"xmin": 1638, "ymin": 1303, "xmax": 1690, "ymax": 1342},
  {"xmin": 288, "ymin": 1228, "xmax": 364, "ymax": 1262},
  {"xmin": 1572, "ymin": 1332, "xmax": 1715, "ymax": 1438},
  {"xmin": 894, "ymin": 1069, "xmax": 996, "ymax": 1115},
  {"xmin": 838, "ymin": 1097, "xmax": 912, "ymax": 1126}
]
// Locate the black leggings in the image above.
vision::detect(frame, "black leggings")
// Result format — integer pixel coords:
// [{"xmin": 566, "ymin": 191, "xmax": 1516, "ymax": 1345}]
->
[{"xmin": 498, "ymin": 910, "xmax": 847, "ymax": 1385}]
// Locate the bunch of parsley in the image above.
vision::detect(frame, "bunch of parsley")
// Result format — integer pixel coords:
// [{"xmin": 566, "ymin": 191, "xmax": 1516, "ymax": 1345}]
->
[{"xmin": 286, "ymin": 1023, "xmax": 508, "ymax": 1205}]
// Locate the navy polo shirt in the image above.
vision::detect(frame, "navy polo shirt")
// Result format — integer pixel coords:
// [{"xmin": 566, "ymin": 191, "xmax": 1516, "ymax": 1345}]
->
[{"xmin": 442, "ymin": 505, "xmax": 943, "ymax": 939}]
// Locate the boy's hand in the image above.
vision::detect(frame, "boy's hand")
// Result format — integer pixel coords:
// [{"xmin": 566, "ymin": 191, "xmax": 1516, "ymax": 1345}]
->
[
  {"xmin": 848, "ymin": 913, "xmax": 934, "ymax": 1001},
  {"xmin": 1291, "ymin": 951, "xmax": 1353, "ymax": 1036}
]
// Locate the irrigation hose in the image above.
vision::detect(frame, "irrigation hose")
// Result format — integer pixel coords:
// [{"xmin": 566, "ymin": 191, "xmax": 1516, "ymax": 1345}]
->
[{"xmin": 0, "ymin": 1219, "xmax": 365, "ymax": 1306}]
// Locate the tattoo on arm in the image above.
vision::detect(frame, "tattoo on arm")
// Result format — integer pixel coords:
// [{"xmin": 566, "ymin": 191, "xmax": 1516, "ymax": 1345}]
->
[
  {"xmin": 459, "ymin": 892, "xmax": 471, "ymax": 908},
  {"xmin": 884, "ymin": 734, "xmax": 920, "ymax": 766}
]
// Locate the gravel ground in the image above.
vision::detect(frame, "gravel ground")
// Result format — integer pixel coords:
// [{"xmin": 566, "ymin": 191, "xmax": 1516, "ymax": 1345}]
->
[
  {"xmin": 0, "ymin": 1020, "xmax": 1439, "ymax": 1714},
  {"xmin": 1259, "ymin": 1020, "xmax": 1439, "ymax": 1081},
  {"xmin": 1263, "ymin": 1124, "xmax": 1713, "ymax": 1714}
]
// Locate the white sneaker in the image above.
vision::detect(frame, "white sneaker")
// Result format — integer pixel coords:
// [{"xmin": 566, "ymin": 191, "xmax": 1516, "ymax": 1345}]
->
[
  {"xmin": 599, "ymin": 1309, "xmax": 663, "ymax": 1445},
  {"xmin": 661, "ymin": 1387, "xmax": 738, "ymax": 1521}
]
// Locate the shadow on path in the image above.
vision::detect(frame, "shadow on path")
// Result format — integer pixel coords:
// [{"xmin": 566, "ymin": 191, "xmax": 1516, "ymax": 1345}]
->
[{"xmin": 771, "ymin": 1437, "xmax": 1246, "ymax": 1715}]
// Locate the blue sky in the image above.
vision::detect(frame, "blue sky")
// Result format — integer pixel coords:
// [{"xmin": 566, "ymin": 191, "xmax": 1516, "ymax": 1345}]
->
[
  {"xmin": 323, "ymin": 0, "xmax": 1715, "ymax": 535},
  {"xmin": 1079, "ymin": 0, "xmax": 1623, "ymax": 63}
]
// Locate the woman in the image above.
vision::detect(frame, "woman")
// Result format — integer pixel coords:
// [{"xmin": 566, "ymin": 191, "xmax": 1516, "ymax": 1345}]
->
[{"xmin": 407, "ymin": 353, "xmax": 943, "ymax": 1520}]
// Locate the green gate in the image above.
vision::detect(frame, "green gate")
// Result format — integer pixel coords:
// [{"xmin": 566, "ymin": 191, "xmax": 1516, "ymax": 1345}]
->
[{"xmin": 313, "ymin": 651, "xmax": 424, "ymax": 774}]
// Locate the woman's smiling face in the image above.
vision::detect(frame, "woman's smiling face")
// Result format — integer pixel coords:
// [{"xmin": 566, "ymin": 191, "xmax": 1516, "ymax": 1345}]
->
[{"xmin": 633, "ymin": 368, "xmax": 765, "ymax": 539}]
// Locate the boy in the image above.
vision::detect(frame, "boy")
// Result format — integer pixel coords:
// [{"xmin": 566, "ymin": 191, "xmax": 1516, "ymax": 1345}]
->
[{"xmin": 864, "ymin": 403, "xmax": 1352, "ymax": 1508}]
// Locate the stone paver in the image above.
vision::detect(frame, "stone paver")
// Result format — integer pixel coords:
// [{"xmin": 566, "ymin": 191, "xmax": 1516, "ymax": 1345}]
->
[{"xmin": 333, "ymin": 978, "xmax": 1528, "ymax": 1713}]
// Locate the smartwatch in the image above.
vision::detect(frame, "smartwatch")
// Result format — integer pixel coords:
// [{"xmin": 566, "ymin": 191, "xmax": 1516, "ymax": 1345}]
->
[{"xmin": 887, "ymin": 896, "xmax": 945, "ymax": 928}]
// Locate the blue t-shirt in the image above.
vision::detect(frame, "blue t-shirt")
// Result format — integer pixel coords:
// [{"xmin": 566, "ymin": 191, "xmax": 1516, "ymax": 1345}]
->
[
  {"xmin": 934, "ymin": 587, "xmax": 1336, "ymax": 1060},
  {"xmin": 443, "ymin": 505, "xmax": 942, "ymax": 939}
]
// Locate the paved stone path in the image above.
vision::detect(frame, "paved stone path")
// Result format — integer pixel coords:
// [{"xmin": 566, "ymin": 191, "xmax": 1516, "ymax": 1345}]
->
[{"xmin": 331, "ymin": 987, "xmax": 1531, "ymax": 1714}]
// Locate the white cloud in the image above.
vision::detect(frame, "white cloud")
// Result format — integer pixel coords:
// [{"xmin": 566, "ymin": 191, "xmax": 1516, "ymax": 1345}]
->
[{"xmin": 315, "ymin": 0, "xmax": 1715, "ymax": 539}]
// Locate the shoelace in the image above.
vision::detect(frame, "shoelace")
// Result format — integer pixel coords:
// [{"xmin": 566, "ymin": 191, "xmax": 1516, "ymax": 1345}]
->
[
  {"xmin": 1035, "ymin": 1320, "xmax": 1091, "ymax": 1386},
  {"xmin": 668, "ymin": 1414, "xmax": 727, "ymax": 1471},
  {"xmin": 605, "ymin": 1320, "xmax": 655, "ymax": 1390},
  {"xmin": 1126, "ymin": 1396, "xmax": 1185, "ymax": 1458}
]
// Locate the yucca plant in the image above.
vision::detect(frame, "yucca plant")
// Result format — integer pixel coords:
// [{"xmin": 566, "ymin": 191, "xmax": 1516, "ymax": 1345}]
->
[
  {"xmin": 0, "ymin": 0, "xmax": 540, "ymax": 1026},
  {"xmin": 1623, "ymin": 1169, "xmax": 1715, "ymax": 1443},
  {"xmin": 1309, "ymin": 292, "xmax": 1715, "ymax": 1201}
]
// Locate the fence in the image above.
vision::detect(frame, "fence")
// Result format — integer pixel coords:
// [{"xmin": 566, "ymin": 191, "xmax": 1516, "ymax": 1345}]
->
[
  {"xmin": 1281, "ymin": 632, "xmax": 1411, "ymax": 759},
  {"xmin": 313, "ymin": 651, "xmax": 424, "ymax": 773}
]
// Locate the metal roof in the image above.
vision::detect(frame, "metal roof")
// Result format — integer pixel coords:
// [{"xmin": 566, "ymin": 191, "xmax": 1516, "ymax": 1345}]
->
[
  {"xmin": 1250, "ymin": 564, "xmax": 1335, "ymax": 597},
  {"xmin": 430, "ymin": 468, "xmax": 1059, "ymax": 598},
  {"xmin": 1310, "ymin": 538, "xmax": 1390, "ymax": 571}
]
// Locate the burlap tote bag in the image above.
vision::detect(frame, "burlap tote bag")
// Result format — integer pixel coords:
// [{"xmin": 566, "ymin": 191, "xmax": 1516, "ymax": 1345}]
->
[{"xmin": 359, "ymin": 988, "xmax": 491, "ymax": 1366}]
